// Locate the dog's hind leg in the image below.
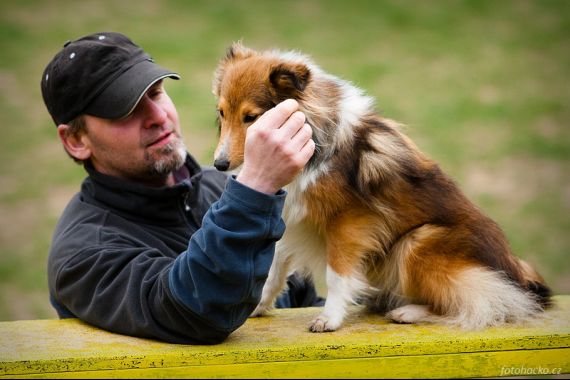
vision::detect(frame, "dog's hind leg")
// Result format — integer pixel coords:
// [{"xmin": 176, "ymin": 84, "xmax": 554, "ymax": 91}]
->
[
  {"xmin": 384, "ymin": 224, "xmax": 542, "ymax": 329},
  {"xmin": 387, "ymin": 267, "xmax": 542, "ymax": 329},
  {"xmin": 386, "ymin": 304, "xmax": 437, "ymax": 324}
]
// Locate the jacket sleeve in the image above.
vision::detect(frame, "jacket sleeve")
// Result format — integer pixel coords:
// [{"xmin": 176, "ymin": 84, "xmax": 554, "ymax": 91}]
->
[{"xmin": 51, "ymin": 177, "xmax": 286, "ymax": 344}]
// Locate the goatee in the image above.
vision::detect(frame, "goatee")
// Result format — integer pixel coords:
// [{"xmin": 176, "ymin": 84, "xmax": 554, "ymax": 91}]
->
[{"xmin": 148, "ymin": 139, "xmax": 187, "ymax": 176}]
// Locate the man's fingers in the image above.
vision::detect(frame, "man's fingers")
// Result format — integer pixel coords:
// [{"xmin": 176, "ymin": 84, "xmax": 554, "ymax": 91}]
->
[
  {"xmin": 257, "ymin": 99, "xmax": 299, "ymax": 130},
  {"xmin": 277, "ymin": 111, "xmax": 306, "ymax": 141},
  {"xmin": 290, "ymin": 123, "xmax": 313, "ymax": 151},
  {"xmin": 299, "ymin": 136, "xmax": 316, "ymax": 163}
]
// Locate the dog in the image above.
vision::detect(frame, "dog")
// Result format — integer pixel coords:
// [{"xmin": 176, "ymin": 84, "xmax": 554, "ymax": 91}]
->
[{"xmin": 211, "ymin": 42, "xmax": 552, "ymax": 332}]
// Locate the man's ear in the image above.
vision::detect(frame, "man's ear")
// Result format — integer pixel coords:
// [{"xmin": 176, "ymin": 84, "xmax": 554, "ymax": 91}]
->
[
  {"xmin": 269, "ymin": 62, "xmax": 311, "ymax": 98},
  {"xmin": 57, "ymin": 124, "xmax": 91, "ymax": 161}
]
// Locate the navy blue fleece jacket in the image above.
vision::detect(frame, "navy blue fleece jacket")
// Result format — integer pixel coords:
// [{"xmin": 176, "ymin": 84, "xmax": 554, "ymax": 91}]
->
[{"xmin": 47, "ymin": 153, "xmax": 322, "ymax": 344}]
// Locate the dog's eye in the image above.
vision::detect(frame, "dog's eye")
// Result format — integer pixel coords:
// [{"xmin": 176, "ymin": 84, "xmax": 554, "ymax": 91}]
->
[
  {"xmin": 243, "ymin": 114, "xmax": 258, "ymax": 123},
  {"xmin": 218, "ymin": 109, "xmax": 224, "ymax": 118}
]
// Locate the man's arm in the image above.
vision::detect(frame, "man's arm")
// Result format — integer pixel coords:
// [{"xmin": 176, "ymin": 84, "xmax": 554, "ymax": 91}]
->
[
  {"xmin": 51, "ymin": 177, "xmax": 285, "ymax": 344},
  {"xmin": 164, "ymin": 178, "xmax": 287, "ymax": 342}
]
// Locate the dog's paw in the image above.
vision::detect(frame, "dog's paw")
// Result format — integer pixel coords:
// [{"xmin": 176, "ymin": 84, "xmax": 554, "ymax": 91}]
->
[
  {"xmin": 250, "ymin": 303, "xmax": 272, "ymax": 318},
  {"xmin": 386, "ymin": 304, "xmax": 431, "ymax": 324},
  {"xmin": 308, "ymin": 314, "xmax": 341, "ymax": 333}
]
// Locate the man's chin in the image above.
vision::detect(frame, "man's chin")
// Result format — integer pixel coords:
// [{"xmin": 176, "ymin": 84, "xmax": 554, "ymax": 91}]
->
[{"xmin": 148, "ymin": 141, "xmax": 187, "ymax": 175}]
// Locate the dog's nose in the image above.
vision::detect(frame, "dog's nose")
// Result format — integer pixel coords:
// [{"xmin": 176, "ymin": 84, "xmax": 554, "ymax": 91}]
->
[{"xmin": 214, "ymin": 158, "xmax": 230, "ymax": 171}]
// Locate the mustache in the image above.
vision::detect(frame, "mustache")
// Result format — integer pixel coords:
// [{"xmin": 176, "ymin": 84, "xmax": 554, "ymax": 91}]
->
[{"xmin": 142, "ymin": 129, "xmax": 180, "ymax": 147}]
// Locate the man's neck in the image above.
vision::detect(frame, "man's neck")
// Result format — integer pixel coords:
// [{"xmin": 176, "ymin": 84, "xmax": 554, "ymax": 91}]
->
[
  {"xmin": 88, "ymin": 163, "xmax": 177, "ymax": 188},
  {"xmin": 138, "ymin": 172, "xmax": 177, "ymax": 188}
]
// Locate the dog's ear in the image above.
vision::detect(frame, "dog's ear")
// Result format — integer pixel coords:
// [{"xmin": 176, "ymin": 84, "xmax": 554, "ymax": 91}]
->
[
  {"xmin": 225, "ymin": 41, "xmax": 255, "ymax": 61},
  {"xmin": 269, "ymin": 62, "xmax": 311, "ymax": 98},
  {"xmin": 213, "ymin": 41, "xmax": 256, "ymax": 96}
]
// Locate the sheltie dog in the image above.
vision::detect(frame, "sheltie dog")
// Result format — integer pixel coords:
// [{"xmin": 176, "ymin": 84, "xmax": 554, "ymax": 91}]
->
[{"xmin": 212, "ymin": 42, "xmax": 551, "ymax": 332}]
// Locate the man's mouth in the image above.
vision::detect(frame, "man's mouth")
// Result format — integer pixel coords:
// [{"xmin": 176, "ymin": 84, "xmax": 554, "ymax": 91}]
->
[{"xmin": 147, "ymin": 132, "xmax": 174, "ymax": 148}]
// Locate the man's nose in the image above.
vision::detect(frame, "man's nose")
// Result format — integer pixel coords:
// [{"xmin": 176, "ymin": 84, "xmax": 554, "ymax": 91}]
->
[{"xmin": 140, "ymin": 96, "xmax": 168, "ymax": 128}]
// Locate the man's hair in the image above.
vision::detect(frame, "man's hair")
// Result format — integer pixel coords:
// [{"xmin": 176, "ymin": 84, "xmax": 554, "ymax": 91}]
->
[{"xmin": 62, "ymin": 115, "xmax": 88, "ymax": 164}]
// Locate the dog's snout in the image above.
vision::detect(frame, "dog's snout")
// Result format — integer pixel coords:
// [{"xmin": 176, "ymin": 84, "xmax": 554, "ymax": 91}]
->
[{"xmin": 214, "ymin": 158, "xmax": 230, "ymax": 171}]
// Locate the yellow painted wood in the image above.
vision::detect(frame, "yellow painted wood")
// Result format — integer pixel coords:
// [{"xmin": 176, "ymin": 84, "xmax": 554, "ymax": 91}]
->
[
  {"xmin": 1, "ymin": 296, "xmax": 569, "ymax": 379},
  {"xmin": 4, "ymin": 348, "xmax": 569, "ymax": 379}
]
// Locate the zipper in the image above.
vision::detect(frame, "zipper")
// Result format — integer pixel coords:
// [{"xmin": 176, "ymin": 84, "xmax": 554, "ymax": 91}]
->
[{"xmin": 183, "ymin": 192, "xmax": 202, "ymax": 228}]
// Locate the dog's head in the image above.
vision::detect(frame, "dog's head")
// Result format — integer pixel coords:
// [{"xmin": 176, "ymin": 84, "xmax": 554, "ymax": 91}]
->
[{"xmin": 212, "ymin": 42, "xmax": 311, "ymax": 171}]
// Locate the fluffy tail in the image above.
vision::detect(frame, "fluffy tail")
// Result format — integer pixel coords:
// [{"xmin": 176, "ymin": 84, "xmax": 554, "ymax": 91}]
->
[
  {"xmin": 518, "ymin": 259, "xmax": 553, "ymax": 308},
  {"xmin": 438, "ymin": 267, "xmax": 548, "ymax": 329},
  {"xmin": 386, "ymin": 266, "xmax": 552, "ymax": 330}
]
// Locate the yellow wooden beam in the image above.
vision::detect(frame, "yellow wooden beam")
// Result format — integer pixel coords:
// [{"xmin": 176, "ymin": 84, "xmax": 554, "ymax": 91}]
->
[{"xmin": 1, "ymin": 296, "xmax": 569, "ymax": 378}]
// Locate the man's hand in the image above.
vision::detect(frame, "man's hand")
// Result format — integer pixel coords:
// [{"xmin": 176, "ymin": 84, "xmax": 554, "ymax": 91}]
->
[{"xmin": 236, "ymin": 99, "xmax": 315, "ymax": 194}]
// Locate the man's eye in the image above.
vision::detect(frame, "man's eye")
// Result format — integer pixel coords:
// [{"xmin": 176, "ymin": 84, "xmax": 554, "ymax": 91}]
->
[
  {"xmin": 243, "ymin": 114, "xmax": 258, "ymax": 123},
  {"xmin": 149, "ymin": 89, "xmax": 162, "ymax": 98}
]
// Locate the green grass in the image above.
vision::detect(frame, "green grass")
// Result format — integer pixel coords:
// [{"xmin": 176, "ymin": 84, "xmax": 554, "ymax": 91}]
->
[{"xmin": 0, "ymin": 0, "xmax": 569, "ymax": 321}]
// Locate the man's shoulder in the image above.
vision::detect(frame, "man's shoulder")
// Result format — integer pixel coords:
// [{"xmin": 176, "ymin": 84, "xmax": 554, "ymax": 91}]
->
[{"xmin": 50, "ymin": 192, "xmax": 110, "ymax": 251}]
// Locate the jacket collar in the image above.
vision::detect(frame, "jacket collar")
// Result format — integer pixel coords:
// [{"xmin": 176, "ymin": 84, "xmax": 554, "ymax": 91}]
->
[{"xmin": 82, "ymin": 153, "xmax": 203, "ymax": 225}]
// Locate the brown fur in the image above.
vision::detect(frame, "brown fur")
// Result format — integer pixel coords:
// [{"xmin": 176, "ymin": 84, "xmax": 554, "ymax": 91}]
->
[{"xmin": 212, "ymin": 42, "xmax": 551, "ymax": 331}]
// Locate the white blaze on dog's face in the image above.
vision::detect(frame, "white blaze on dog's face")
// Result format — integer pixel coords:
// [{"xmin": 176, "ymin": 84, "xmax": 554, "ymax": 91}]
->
[{"xmin": 212, "ymin": 42, "xmax": 310, "ymax": 171}]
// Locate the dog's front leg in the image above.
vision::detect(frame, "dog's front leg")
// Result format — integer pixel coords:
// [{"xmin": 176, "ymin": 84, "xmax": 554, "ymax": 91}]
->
[
  {"xmin": 309, "ymin": 265, "xmax": 364, "ymax": 332},
  {"xmin": 251, "ymin": 245, "xmax": 292, "ymax": 317},
  {"xmin": 309, "ymin": 214, "xmax": 373, "ymax": 332}
]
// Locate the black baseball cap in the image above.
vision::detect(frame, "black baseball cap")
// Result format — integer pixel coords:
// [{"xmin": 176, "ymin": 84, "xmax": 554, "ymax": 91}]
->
[{"xmin": 41, "ymin": 32, "xmax": 180, "ymax": 125}]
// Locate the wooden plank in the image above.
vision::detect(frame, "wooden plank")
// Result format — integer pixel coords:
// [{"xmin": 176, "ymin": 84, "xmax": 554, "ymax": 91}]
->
[
  {"xmin": 3, "ymin": 348, "xmax": 569, "ymax": 379},
  {"xmin": 1, "ymin": 296, "xmax": 569, "ymax": 378}
]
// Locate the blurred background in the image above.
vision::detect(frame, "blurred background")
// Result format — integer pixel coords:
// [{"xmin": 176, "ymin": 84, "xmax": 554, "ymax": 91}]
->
[{"xmin": 0, "ymin": 0, "xmax": 568, "ymax": 321}]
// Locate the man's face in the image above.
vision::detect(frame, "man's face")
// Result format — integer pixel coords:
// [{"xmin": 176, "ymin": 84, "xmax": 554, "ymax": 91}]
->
[{"xmin": 81, "ymin": 81, "xmax": 186, "ymax": 186}]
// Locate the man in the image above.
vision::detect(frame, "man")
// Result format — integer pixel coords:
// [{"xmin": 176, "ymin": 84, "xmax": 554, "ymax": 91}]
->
[{"xmin": 41, "ymin": 32, "xmax": 321, "ymax": 344}]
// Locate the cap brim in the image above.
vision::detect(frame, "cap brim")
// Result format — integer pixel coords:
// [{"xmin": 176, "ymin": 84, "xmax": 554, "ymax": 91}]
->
[{"xmin": 83, "ymin": 60, "xmax": 180, "ymax": 120}]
